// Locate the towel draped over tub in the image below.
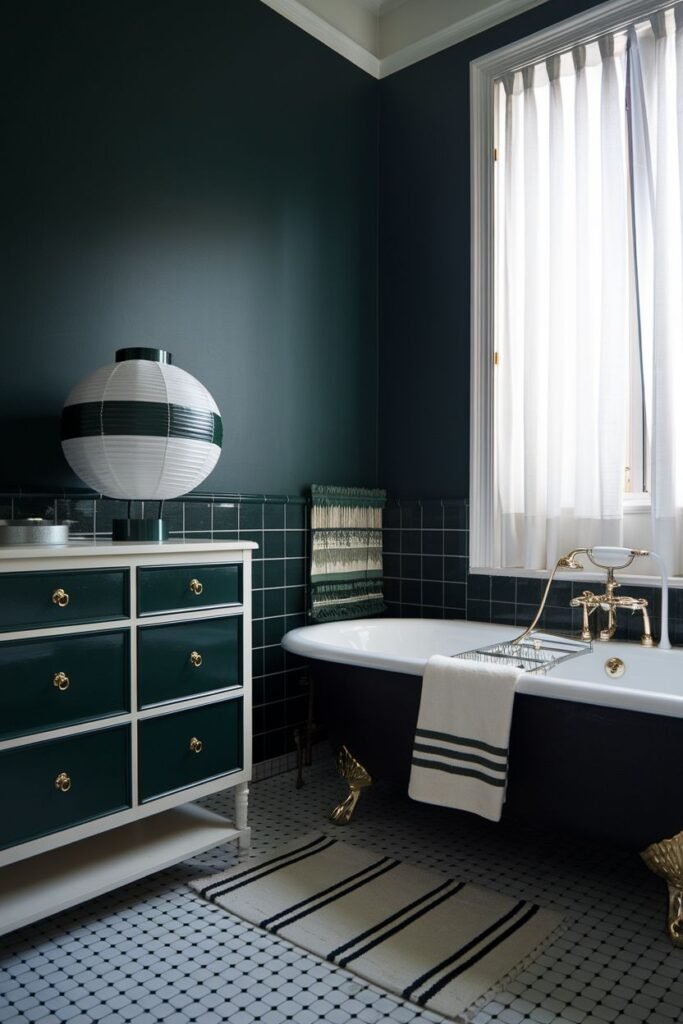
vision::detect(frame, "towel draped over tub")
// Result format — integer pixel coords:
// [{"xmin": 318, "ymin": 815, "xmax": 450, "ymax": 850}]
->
[
  {"xmin": 309, "ymin": 484, "xmax": 386, "ymax": 623},
  {"xmin": 409, "ymin": 655, "xmax": 522, "ymax": 821}
]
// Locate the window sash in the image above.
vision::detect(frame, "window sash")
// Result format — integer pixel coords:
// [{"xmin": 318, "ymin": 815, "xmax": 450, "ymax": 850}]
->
[{"xmin": 470, "ymin": 0, "xmax": 677, "ymax": 571}]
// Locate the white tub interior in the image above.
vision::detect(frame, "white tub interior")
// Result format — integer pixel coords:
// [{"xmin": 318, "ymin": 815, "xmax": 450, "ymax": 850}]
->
[{"xmin": 282, "ymin": 618, "xmax": 683, "ymax": 719}]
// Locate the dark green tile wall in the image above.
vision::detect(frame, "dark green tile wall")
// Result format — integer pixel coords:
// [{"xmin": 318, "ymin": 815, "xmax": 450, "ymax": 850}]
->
[
  {"xmin": 4, "ymin": 488, "xmax": 680, "ymax": 768},
  {"xmin": 383, "ymin": 498, "xmax": 677, "ymax": 646},
  {"xmin": 383, "ymin": 499, "xmax": 468, "ymax": 619}
]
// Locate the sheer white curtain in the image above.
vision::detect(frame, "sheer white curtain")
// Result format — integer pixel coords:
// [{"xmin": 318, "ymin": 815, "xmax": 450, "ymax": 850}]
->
[
  {"xmin": 629, "ymin": 7, "xmax": 683, "ymax": 573},
  {"xmin": 495, "ymin": 38, "xmax": 631, "ymax": 570}
]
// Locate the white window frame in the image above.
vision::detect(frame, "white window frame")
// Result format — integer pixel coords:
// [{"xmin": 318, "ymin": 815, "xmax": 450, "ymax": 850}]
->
[{"xmin": 469, "ymin": 0, "xmax": 674, "ymax": 572}]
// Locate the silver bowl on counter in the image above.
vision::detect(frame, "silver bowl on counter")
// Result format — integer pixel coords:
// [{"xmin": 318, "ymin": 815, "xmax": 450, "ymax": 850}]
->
[{"xmin": 0, "ymin": 518, "xmax": 70, "ymax": 546}]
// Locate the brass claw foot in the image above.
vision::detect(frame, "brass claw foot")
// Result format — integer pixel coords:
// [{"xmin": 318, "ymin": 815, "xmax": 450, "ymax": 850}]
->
[
  {"xmin": 641, "ymin": 831, "xmax": 683, "ymax": 947},
  {"xmin": 330, "ymin": 788, "xmax": 362, "ymax": 825},
  {"xmin": 330, "ymin": 746, "xmax": 372, "ymax": 825}
]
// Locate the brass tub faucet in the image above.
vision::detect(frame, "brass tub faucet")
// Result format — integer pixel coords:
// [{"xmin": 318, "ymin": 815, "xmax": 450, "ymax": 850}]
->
[
  {"xmin": 570, "ymin": 565, "xmax": 653, "ymax": 645},
  {"xmin": 512, "ymin": 546, "xmax": 670, "ymax": 648}
]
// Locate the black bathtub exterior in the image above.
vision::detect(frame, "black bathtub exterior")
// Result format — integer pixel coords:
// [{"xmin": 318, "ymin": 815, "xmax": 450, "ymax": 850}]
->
[{"xmin": 312, "ymin": 658, "xmax": 683, "ymax": 850}]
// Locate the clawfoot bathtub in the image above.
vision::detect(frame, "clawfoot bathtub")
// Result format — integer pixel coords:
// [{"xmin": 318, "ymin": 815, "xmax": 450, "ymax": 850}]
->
[{"xmin": 283, "ymin": 617, "xmax": 683, "ymax": 945}]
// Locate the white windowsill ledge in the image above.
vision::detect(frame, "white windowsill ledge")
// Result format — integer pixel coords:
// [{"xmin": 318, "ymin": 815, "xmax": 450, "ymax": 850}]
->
[{"xmin": 469, "ymin": 566, "xmax": 683, "ymax": 589}]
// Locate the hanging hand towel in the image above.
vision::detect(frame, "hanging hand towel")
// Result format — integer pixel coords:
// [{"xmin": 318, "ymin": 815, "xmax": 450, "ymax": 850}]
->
[
  {"xmin": 309, "ymin": 484, "xmax": 386, "ymax": 623},
  {"xmin": 408, "ymin": 655, "xmax": 522, "ymax": 822}
]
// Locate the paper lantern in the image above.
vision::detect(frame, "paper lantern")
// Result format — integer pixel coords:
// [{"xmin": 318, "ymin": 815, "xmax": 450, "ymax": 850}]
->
[{"xmin": 61, "ymin": 348, "xmax": 222, "ymax": 539}]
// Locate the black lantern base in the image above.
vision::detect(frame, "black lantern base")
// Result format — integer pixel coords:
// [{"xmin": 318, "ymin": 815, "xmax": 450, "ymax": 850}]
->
[{"xmin": 112, "ymin": 518, "xmax": 169, "ymax": 542}]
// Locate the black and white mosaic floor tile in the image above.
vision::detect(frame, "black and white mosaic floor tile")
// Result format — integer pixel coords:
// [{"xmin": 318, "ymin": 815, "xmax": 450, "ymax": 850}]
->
[{"xmin": 1, "ymin": 756, "xmax": 682, "ymax": 1024}]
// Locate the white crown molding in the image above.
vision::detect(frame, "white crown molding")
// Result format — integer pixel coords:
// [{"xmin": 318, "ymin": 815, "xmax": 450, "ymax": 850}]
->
[
  {"xmin": 259, "ymin": 0, "xmax": 553, "ymax": 79},
  {"xmin": 378, "ymin": 0, "xmax": 549, "ymax": 77},
  {"xmin": 258, "ymin": 0, "xmax": 380, "ymax": 77}
]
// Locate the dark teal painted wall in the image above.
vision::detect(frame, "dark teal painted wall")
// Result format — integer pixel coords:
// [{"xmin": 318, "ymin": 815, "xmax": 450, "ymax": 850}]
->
[
  {"xmin": 377, "ymin": 0, "xmax": 607, "ymax": 499},
  {"xmin": 2, "ymin": 0, "xmax": 378, "ymax": 495}
]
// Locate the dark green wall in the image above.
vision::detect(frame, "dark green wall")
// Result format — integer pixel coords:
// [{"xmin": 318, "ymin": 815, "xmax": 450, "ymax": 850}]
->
[
  {"xmin": 378, "ymin": 0, "xmax": 606, "ymax": 499},
  {"xmin": 2, "ymin": 0, "xmax": 378, "ymax": 495}
]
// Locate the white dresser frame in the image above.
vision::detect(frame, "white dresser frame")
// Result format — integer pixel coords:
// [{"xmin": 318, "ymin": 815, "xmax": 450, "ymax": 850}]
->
[{"xmin": 0, "ymin": 540, "xmax": 255, "ymax": 935}]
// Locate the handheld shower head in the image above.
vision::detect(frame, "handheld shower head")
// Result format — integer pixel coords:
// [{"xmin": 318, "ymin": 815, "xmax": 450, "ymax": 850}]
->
[{"xmin": 557, "ymin": 549, "xmax": 587, "ymax": 570}]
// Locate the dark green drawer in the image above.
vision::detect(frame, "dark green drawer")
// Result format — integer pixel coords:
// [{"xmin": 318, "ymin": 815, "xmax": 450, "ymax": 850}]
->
[
  {"xmin": 137, "ymin": 616, "xmax": 241, "ymax": 708},
  {"xmin": 0, "ymin": 630, "xmax": 129, "ymax": 740},
  {"xmin": 138, "ymin": 699, "xmax": 242, "ymax": 801},
  {"xmin": 0, "ymin": 725, "xmax": 130, "ymax": 850},
  {"xmin": 137, "ymin": 563, "xmax": 241, "ymax": 615},
  {"xmin": 0, "ymin": 568, "xmax": 128, "ymax": 633}
]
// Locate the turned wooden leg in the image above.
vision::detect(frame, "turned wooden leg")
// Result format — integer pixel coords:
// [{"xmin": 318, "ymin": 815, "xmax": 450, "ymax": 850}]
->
[
  {"xmin": 235, "ymin": 782, "xmax": 251, "ymax": 854},
  {"xmin": 330, "ymin": 746, "xmax": 372, "ymax": 825},
  {"xmin": 641, "ymin": 830, "xmax": 683, "ymax": 947}
]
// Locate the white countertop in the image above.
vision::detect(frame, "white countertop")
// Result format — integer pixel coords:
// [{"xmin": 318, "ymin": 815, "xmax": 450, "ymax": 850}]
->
[{"xmin": 0, "ymin": 540, "xmax": 258, "ymax": 560}]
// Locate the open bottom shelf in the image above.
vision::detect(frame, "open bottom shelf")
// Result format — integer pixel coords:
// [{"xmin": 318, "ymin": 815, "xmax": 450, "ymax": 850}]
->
[{"xmin": 0, "ymin": 803, "xmax": 243, "ymax": 936}]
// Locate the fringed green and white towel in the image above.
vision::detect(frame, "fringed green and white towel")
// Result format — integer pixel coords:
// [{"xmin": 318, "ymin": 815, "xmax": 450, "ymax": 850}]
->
[{"xmin": 310, "ymin": 484, "xmax": 386, "ymax": 623}]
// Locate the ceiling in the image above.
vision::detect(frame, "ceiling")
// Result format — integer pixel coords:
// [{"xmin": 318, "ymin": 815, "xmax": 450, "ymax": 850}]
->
[{"xmin": 258, "ymin": 0, "xmax": 551, "ymax": 77}]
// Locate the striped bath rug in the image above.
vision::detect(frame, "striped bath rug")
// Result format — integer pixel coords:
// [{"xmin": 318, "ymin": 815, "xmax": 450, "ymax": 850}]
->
[{"xmin": 191, "ymin": 834, "xmax": 563, "ymax": 1022}]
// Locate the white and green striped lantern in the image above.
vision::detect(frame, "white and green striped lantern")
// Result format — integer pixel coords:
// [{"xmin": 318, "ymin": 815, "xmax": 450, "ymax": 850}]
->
[{"xmin": 61, "ymin": 348, "xmax": 222, "ymax": 501}]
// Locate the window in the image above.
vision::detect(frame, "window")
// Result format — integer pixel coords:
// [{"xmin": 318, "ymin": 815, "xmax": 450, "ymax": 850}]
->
[{"xmin": 470, "ymin": 0, "xmax": 683, "ymax": 577}]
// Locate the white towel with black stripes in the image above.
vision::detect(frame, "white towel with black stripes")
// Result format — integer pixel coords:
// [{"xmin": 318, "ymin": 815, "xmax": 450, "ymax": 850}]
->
[{"xmin": 408, "ymin": 655, "xmax": 522, "ymax": 822}]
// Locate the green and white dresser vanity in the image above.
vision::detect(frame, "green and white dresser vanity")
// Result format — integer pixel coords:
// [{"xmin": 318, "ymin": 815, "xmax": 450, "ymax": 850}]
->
[{"xmin": 0, "ymin": 539, "xmax": 255, "ymax": 935}]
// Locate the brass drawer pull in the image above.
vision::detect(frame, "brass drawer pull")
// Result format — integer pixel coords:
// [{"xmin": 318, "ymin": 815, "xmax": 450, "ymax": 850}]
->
[
  {"xmin": 55, "ymin": 771, "xmax": 72, "ymax": 793},
  {"xmin": 189, "ymin": 736, "xmax": 203, "ymax": 754},
  {"xmin": 52, "ymin": 588, "xmax": 70, "ymax": 608},
  {"xmin": 190, "ymin": 650, "xmax": 203, "ymax": 668},
  {"xmin": 53, "ymin": 671, "xmax": 70, "ymax": 692},
  {"xmin": 189, "ymin": 578, "xmax": 203, "ymax": 596}
]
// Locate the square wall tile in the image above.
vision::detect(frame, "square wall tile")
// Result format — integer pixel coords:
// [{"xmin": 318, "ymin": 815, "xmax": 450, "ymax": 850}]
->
[
  {"xmin": 264, "ymin": 531, "xmax": 285, "ymax": 558},
  {"xmin": 240, "ymin": 503, "xmax": 264, "ymax": 530},
  {"xmin": 264, "ymin": 502, "xmax": 285, "ymax": 529},
  {"xmin": 400, "ymin": 502, "xmax": 422, "ymax": 528},
  {"xmin": 285, "ymin": 531, "xmax": 306, "ymax": 558},
  {"xmin": 444, "ymin": 502, "xmax": 467, "ymax": 529},
  {"xmin": 264, "ymin": 589, "xmax": 285, "ymax": 618},
  {"xmin": 285, "ymin": 502, "xmax": 307, "ymax": 529},
  {"xmin": 422, "ymin": 500, "xmax": 444, "ymax": 529},
  {"xmin": 212, "ymin": 503, "xmax": 238, "ymax": 531},
  {"xmin": 184, "ymin": 501, "xmax": 212, "ymax": 533},
  {"xmin": 383, "ymin": 504, "xmax": 400, "ymax": 529}
]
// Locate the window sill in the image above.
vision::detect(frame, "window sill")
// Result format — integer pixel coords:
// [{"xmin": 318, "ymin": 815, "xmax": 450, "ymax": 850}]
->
[
  {"xmin": 469, "ymin": 565, "xmax": 683, "ymax": 588},
  {"xmin": 623, "ymin": 496, "xmax": 651, "ymax": 514}
]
